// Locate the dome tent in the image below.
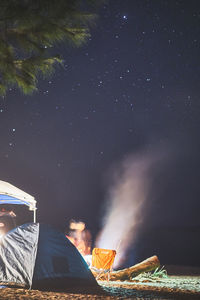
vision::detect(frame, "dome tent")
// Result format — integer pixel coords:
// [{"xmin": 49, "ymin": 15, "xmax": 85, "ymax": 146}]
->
[{"xmin": 0, "ymin": 223, "xmax": 96, "ymax": 289}]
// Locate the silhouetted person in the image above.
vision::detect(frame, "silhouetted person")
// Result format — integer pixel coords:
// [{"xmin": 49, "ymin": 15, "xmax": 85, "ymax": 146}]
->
[{"xmin": 66, "ymin": 220, "xmax": 92, "ymax": 256}]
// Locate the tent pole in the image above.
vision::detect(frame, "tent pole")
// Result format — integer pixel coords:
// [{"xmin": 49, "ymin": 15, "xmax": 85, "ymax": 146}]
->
[{"xmin": 33, "ymin": 209, "xmax": 36, "ymax": 223}]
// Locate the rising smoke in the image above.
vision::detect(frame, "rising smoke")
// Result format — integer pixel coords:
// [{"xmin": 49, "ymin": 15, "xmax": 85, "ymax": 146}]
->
[{"xmin": 95, "ymin": 150, "xmax": 163, "ymax": 268}]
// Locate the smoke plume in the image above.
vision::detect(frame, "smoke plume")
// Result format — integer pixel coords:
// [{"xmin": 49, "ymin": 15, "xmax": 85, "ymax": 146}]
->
[{"xmin": 95, "ymin": 151, "xmax": 160, "ymax": 268}]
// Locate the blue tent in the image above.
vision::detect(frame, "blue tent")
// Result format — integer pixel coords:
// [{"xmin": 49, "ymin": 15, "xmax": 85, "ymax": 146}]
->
[
  {"xmin": 0, "ymin": 223, "xmax": 96, "ymax": 289},
  {"xmin": 0, "ymin": 180, "xmax": 37, "ymax": 222}
]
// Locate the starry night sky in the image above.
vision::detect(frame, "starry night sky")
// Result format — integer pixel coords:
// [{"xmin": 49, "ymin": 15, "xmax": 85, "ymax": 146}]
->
[{"xmin": 0, "ymin": 0, "xmax": 200, "ymax": 267}]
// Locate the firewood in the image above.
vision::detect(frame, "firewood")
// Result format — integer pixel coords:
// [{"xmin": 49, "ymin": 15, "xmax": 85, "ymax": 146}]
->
[{"xmin": 91, "ymin": 255, "xmax": 160, "ymax": 281}]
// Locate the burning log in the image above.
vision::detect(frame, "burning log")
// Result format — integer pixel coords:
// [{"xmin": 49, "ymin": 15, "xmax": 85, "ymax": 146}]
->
[{"xmin": 91, "ymin": 255, "xmax": 160, "ymax": 281}]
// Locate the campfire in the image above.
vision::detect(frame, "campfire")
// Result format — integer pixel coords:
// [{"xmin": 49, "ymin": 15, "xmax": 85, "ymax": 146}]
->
[{"xmin": 65, "ymin": 219, "xmax": 160, "ymax": 281}]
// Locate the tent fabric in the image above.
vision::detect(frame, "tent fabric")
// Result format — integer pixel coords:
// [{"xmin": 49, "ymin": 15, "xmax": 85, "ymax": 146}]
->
[
  {"xmin": 0, "ymin": 180, "xmax": 36, "ymax": 211},
  {"xmin": 32, "ymin": 224, "xmax": 96, "ymax": 289},
  {"xmin": 0, "ymin": 223, "xmax": 39, "ymax": 287},
  {"xmin": 0, "ymin": 223, "xmax": 96, "ymax": 289},
  {"xmin": 0, "ymin": 194, "xmax": 32, "ymax": 206}
]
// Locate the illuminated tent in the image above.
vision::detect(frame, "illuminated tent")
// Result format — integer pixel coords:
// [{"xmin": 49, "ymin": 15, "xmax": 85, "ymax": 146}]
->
[
  {"xmin": 0, "ymin": 180, "xmax": 37, "ymax": 222},
  {"xmin": 0, "ymin": 223, "xmax": 97, "ymax": 289}
]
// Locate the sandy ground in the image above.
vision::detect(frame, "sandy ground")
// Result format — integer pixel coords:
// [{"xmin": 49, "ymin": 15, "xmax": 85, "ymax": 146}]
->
[{"xmin": 0, "ymin": 276, "xmax": 200, "ymax": 300}]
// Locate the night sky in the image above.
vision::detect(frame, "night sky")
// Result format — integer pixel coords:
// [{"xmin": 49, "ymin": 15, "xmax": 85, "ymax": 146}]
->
[{"xmin": 0, "ymin": 0, "xmax": 200, "ymax": 268}]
